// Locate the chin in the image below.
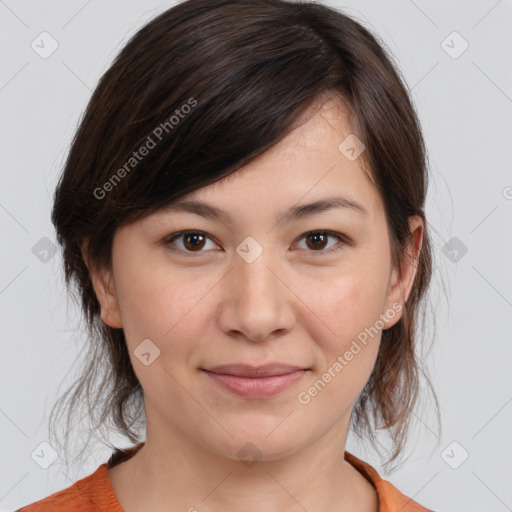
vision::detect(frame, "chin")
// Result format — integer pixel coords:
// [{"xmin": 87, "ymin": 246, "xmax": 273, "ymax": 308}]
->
[{"xmin": 207, "ymin": 425, "xmax": 309, "ymax": 463}]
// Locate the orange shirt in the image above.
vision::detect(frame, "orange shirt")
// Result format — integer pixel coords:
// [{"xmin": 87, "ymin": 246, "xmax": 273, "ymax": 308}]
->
[{"xmin": 17, "ymin": 443, "xmax": 433, "ymax": 511}]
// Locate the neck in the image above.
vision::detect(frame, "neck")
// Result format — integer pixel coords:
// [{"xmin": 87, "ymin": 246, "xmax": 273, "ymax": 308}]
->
[{"xmin": 108, "ymin": 414, "xmax": 378, "ymax": 512}]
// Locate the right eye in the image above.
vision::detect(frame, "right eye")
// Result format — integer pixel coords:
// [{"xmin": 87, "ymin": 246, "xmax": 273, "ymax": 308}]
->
[{"xmin": 164, "ymin": 230, "xmax": 221, "ymax": 256}]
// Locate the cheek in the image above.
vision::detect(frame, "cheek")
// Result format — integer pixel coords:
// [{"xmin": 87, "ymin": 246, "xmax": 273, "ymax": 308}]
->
[
  {"xmin": 299, "ymin": 250, "xmax": 390, "ymax": 394},
  {"xmin": 301, "ymin": 282, "xmax": 384, "ymax": 409},
  {"xmin": 114, "ymin": 264, "xmax": 219, "ymax": 406},
  {"xmin": 309, "ymin": 263, "xmax": 389, "ymax": 345},
  {"xmin": 114, "ymin": 259, "xmax": 215, "ymax": 356}
]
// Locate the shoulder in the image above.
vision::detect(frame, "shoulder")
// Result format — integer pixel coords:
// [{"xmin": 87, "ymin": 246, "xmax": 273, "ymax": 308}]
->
[
  {"xmin": 16, "ymin": 463, "xmax": 119, "ymax": 512},
  {"xmin": 344, "ymin": 451, "xmax": 434, "ymax": 512}
]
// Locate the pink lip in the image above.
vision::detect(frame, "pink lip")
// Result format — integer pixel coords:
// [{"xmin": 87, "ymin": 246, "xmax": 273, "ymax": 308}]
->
[{"xmin": 202, "ymin": 364, "xmax": 308, "ymax": 399}]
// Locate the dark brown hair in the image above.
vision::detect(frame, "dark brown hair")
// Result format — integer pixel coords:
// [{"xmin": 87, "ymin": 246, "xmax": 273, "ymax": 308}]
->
[{"xmin": 49, "ymin": 0, "xmax": 440, "ymax": 470}]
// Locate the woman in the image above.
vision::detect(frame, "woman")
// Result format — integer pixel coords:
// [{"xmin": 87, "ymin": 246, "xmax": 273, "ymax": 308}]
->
[{"xmin": 18, "ymin": 0, "xmax": 438, "ymax": 510}]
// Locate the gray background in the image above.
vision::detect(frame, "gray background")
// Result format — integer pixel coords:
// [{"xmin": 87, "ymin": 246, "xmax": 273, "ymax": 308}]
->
[{"xmin": 1, "ymin": 1, "xmax": 511, "ymax": 510}]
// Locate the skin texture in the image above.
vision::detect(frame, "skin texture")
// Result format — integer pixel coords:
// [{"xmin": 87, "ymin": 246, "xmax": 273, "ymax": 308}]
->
[{"xmin": 82, "ymin": 97, "xmax": 423, "ymax": 512}]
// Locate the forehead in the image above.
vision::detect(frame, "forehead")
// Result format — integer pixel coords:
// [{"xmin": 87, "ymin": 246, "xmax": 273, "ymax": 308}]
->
[{"xmin": 164, "ymin": 97, "xmax": 381, "ymax": 222}]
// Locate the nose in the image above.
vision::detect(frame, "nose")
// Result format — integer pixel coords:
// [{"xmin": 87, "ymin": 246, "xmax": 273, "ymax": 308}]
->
[{"xmin": 216, "ymin": 250, "xmax": 296, "ymax": 342}]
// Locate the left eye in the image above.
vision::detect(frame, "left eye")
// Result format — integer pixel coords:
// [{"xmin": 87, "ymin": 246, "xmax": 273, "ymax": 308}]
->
[
  {"xmin": 294, "ymin": 231, "xmax": 345, "ymax": 253},
  {"xmin": 164, "ymin": 230, "xmax": 346, "ymax": 255}
]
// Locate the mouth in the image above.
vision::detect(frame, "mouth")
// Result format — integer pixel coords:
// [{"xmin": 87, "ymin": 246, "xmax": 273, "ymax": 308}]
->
[
  {"xmin": 201, "ymin": 364, "xmax": 309, "ymax": 399},
  {"xmin": 203, "ymin": 363, "xmax": 307, "ymax": 377}
]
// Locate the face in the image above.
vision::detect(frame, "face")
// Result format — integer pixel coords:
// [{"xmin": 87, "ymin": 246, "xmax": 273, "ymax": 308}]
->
[{"xmin": 84, "ymin": 97, "xmax": 422, "ymax": 462}]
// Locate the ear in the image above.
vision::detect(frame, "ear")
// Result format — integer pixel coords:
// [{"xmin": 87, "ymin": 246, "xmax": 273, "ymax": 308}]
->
[
  {"xmin": 80, "ymin": 238, "xmax": 123, "ymax": 329},
  {"xmin": 382, "ymin": 215, "xmax": 424, "ymax": 330}
]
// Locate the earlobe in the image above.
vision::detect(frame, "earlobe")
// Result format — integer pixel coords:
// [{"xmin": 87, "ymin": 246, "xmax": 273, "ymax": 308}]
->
[
  {"xmin": 94, "ymin": 267, "xmax": 123, "ymax": 329},
  {"xmin": 382, "ymin": 216, "xmax": 424, "ymax": 330},
  {"xmin": 80, "ymin": 238, "xmax": 123, "ymax": 329},
  {"xmin": 382, "ymin": 267, "xmax": 403, "ymax": 330}
]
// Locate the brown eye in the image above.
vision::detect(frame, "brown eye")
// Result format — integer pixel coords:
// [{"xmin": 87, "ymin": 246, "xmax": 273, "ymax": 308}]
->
[
  {"xmin": 182, "ymin": 232, "xmax": 206, "ymax": 251},
  {"xmin": 165, "ymin": 230, "xmax": 218, "ymax": 255},
  {"xmin": 305, "ymin": 232, "xmax": 329, "ymax": 250},
  {"xmin": 295, "ymin": 230, "xmax": 346, "ymax": 254}
]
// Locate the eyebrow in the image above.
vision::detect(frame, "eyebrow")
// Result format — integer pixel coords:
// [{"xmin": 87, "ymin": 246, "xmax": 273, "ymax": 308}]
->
[{"xmin": 161, "ymin": 195, "xmax": 368, "ymax": 225}]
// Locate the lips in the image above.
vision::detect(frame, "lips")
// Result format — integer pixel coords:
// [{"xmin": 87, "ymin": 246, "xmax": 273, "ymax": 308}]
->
[
  {"xmin": 202, "ymin": 363, "xmax": 306, "ymax": 378},
  {"xmin": 201, "ymin": 364, "xmax": 308, "ymax": 399}
]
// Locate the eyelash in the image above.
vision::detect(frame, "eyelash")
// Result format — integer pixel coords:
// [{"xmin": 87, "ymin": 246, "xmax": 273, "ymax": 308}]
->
[{"xmin": 164, "ymin": 230, "xmax": 348, "ymax": 257}]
